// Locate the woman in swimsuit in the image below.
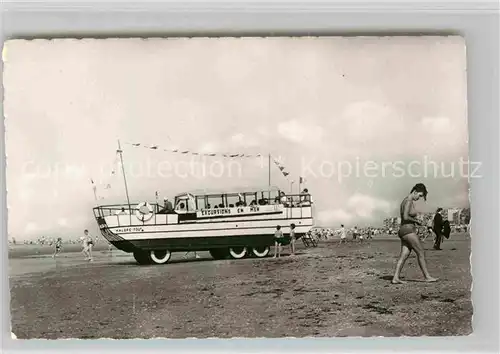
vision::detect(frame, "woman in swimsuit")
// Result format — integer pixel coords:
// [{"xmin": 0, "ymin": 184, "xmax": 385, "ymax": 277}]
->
[{"xmin": 392, "ymin": 183, "xmax": 438, "ymax": 284}]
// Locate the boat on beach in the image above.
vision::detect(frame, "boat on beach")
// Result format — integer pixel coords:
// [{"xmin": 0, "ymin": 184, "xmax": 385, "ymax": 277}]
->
[
  {"xmin": 93, "ymin": 141, "xmax": 315, "ymax": 265},
  {"xmin": 93, "ymin": 189, "xmax": 314, "ymax": 264}
]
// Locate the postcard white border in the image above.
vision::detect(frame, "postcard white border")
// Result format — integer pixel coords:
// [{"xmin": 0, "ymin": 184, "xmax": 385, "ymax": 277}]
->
[{"xmin": 1, "ymin": 1, "xmax": 498, "ymax": 353}]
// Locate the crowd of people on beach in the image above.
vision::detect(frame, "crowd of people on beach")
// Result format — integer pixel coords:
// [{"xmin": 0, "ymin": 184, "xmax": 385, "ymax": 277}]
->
[{"xmin": 11, "ymin": 183, "xmax": 468, "ymax": 273}]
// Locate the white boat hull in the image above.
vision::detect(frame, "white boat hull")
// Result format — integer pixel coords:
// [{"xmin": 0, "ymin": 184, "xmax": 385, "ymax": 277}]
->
[{"xmin": 96, "ymin": 204, "xmax": 314, "ymax": 254}]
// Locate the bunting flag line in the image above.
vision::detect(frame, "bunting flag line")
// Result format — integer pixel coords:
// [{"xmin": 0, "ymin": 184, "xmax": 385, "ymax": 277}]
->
[
  {"xmin": 123, "ymin": 140, "xmax": 294, "ymax": 182},
  {"xmin": 123, "ymin": 141, "xmax": 263, "ymax": 159},
  {"xmin": 272, "ymin": 157, "xmax": 292, "ymax": 179}
]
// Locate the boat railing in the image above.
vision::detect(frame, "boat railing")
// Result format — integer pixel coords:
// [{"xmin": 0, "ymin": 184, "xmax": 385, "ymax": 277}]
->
[
  {"xmin": 93, "ymin": 203, "xmax": 166, "ymax": 218},
  {"xmin": 93, "ymin": 193, "xmax": 313, "ymax": 226}
]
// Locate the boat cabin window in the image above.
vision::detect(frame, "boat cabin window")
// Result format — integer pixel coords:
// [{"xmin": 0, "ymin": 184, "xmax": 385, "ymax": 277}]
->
[
  {"xmin": 195, "ymin": 196, "xmax": 208, "ymax": 210},
  {"xmin": 226, "ymin": 193, "xmax": 246, "ymax": 208},
  {"xmin": 207, "ymin": 195, "xmax": 224, "ymax": 209},
  {"xmin": 174, "ymin": 194, "xmax": 196, "ymax": 213}
]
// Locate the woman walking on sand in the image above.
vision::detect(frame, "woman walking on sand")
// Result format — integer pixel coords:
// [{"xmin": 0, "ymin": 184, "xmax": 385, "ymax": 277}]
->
[{"xmin": 392, "ymin": 183, "xmax": 438, "ymax": 284}]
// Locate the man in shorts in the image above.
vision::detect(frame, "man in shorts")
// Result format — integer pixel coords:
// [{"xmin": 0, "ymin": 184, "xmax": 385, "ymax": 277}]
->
[
  {"xmin": 52, "ymin": 237, "xmax": 62, "ymax": 258},
  {"xmin": 83, "ymin": 229, "xmax": 94, "ymax": 262},
  {"xmin": 273, "ymin": 225, "xmax": 285, "ymax": 258}
]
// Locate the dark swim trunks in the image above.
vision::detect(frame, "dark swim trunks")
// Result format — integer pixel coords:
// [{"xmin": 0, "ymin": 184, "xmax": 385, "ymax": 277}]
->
[
  {"xmin": 275, "ymin": 236, "xmax": 290, "ymax": 245},
  {"xmin": 398, "ymin": 223, "xmax": 416, "ymax": 238}
]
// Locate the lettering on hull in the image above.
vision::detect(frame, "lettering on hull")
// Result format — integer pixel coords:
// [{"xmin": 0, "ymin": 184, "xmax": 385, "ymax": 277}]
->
[
  {"xmin": 115, "ymin": 227, "xmax": 145, "ymax": 233},
  {"xmin": 198, "ymin": 206, "xmax": 277, "ymax": 218}
]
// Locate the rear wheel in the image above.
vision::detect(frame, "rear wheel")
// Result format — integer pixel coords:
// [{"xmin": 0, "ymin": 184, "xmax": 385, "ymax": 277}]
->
[
  {"xmin": 149, "ymin": 250, "xmax": 171, "ymax": 264},
  {"xmin": 251, "ymin": 246, "xmax": 270, "ymax": 258},
  {"xmin": 228, "ymin": 246, "xmax": 247, "ymax": 259},
  {"xmin": 133, "ymin": 251, "xmax": 151, "ymax": 265}
]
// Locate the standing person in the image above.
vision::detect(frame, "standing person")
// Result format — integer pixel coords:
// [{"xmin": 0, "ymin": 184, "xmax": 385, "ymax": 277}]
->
[
  {"xmin": 83, "ymin": 229, "xmax": 94, "ymax": 262},
  {"xmin": 273, "ymin": 225, "xmax": 284, "ymax": 258},
  {"xmin": 52, "ymin": 237, "xmax": 62, "ymax": 258},
  {"xmin": 339, "ymin": 224, "xmax": 347, "ymax": 244},
  {"xmin": 433, "ymin": 208, "xmax": 444, "ymax": 250},
  {"xmin": 422, "ymin": 216, "xmax": 435, "ymax": 242},
  {"xmin": 289, "ymin": 223, "xmax": 297, "ymax": 256},
  {"xmin": 392, "ymin": 183, "xmax": 438, "ymax": 284},
  {"xmin": 352, "ymin": 226, "xmax": 359, "ymax": 240}
]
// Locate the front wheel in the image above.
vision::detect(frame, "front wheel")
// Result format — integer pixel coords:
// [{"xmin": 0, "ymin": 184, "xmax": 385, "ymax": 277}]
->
[
  {"xmin": 149, "ymin": 250, "xmax": 172, "ymax": 264},
  {"xmin": 228, "ymin": 247, "xmax": 247, "ymax": 259},
  {"xmin": 251, "ymin": 246, "xmax": 270, "ymax": 258}
]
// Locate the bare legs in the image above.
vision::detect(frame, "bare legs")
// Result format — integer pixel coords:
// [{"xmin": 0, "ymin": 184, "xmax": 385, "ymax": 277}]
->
[
  {"xmin": 392, "ymin": 232, "xmax": 438, "ymax": 284},
  {"xmin": 273, "ymin": 241, "xmax": 282, "ymax": 258},
  {"xmin": 87, "ymin": 244, "xmax": 94, "ymax": 262},
  {"xmin": 392, "ymin": 242, "xmax": 411, "ymax": 284}
]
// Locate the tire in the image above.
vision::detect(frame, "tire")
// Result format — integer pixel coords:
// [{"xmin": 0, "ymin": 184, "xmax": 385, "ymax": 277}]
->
[
  {"xmin": 149, "ymin": 250, "xmax": 172, "ymax": 264},
  {"xmin": 209, "ymin": 248, "xmax": 228, "ymax": 260},
  {"xmin": 133, "ymin": 251, "xmax": 151, "ymax": 265},
  {"xmin": 251, "ymin": 246, "xmax": 270, "ymax": 258},
  {"xmin": 228, "ymin": 246, "xmax": 247, "ymax": 259}
]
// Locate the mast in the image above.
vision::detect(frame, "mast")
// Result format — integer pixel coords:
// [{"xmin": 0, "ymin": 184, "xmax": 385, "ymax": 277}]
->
[
  {"xmin": 117, "ymin": 139, "xmax": 132, "ymax": 223},
  {"xmin": 268, "ymin": 153, "xmax": 271, "ymax": 201}
]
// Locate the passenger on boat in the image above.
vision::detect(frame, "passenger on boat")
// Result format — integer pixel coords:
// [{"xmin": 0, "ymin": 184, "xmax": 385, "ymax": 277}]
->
[
  {"xmin": 249, "ymin": 200, "xmax": 257, "ymax": 206},
  {"xmin": 258, "ymin": 198, "xmax": 269, "ymax": 206},
  {"xmin": 299, "ymin": 188, "xmax": 311, "ymax": 205},
  {"xmin": 278, "ymin": 191, "xmax": 291, "ymax": 207},
  {"xmin": 115, "ymin": 207, "xmax": 130, "ymax": 215},
  {"xmin": 158, "ymin": 198, "xmax": 174, "ymax": 214}
]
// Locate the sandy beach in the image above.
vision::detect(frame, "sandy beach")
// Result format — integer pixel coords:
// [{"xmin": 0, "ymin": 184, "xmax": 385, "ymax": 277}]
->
[{"xmin": 9, "ymin": 234, "xmax": 472, "ymax": 339}]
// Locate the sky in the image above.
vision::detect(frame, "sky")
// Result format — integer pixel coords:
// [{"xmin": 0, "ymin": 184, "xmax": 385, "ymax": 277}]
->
[{"xmin": 3, "ymin": 36, "xmax": 469, "ymax": 240}]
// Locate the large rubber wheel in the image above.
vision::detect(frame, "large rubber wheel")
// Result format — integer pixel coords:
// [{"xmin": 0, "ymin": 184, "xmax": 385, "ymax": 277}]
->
[
  {"xmin": 228, "ymin": 246, "xmax": 247, "ymax": 259},
  {"xmin": 209, "ymin": 248, "xmax": 228, "ymax": 260},
  {"xmin": 133, "ymin": 251, "xmax": 151, "ymax": 265},
  {"xmin": 149, "ymin": 250, "xmax": 172, "ymax": 264},
  {"xmin": 251, "ymin": 246, "xmax": 270, "ymax": 258}
]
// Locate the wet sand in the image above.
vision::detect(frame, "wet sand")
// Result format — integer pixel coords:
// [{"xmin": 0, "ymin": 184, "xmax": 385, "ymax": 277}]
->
[{"xmin": 9, "ymin": 234, "xmax": 472, "ymax": 339}]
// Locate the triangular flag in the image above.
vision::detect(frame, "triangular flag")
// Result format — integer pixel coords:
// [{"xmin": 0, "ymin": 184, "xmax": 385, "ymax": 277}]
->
[
  {"xmin": 150, "ymin": 146, "xmax": 158, "ymax": 150},
  {"xmin": 132, "ymin": 143, "xmax": 141, "ymax": 146},
  {"xmin": 279, "ymin": 166, "xmax": 285, "ymax": 171},
  {"xmin": 283, "ymin": 172, "xmax": 289, "ymax": 177}
]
